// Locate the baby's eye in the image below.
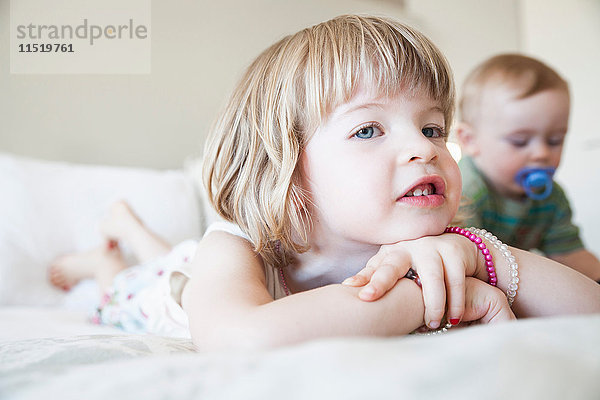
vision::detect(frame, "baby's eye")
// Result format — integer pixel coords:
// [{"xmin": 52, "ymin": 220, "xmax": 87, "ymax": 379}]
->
[
  {"xmin": 353, "ymin": 125, "xmax": 382, "ymax": 139},
  {"xmin": 421, "ymin": 126, "xmax": 445, "ymax": 138},
  {"xmin": 547, "ymin": 136, "xmax": 565, "ymax": 146},
  {"xmin": 507, "ymin": 138, "xmax": 528, "ymax": 147}
]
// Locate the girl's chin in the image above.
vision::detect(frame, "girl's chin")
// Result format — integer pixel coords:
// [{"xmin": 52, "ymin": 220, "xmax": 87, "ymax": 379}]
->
[{"xmin": 381, "ymin": 223, "xmax": 451, "ymax": 244}]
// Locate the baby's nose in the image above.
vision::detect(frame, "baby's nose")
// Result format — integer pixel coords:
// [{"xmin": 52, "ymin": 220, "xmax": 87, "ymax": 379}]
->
[{"xmin": 531, "ymin": 142, "xmax": 551, "ymax": 162}]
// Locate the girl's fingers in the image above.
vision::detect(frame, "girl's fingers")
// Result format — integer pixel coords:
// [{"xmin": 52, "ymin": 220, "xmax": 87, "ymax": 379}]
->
[
  {"xmin": 441, "ymin": 252, "xmax": 466, "ymax": 325},
  {"xmin": 341, "ymin": 273, "xmax": 370, "ymax": 287},
  {"xmin": 358, "ymin": 251, "xmax": 411, "ymax": 301},
  {"xmin": 414, "ymin": 253, "xmax": 446, "ymax": 329},
  {"xmin": 358, "ymin": 268, "xmax": 404, "ymax": 302},
  {"xmin": 341, "ymin": 264, "xmax": 378, "ymax": 287},
  {"xmin": 463, "ymin": 278, "xmax": 516, "ymax": 324},
  {"xmin": 357, "ymin": 265, "xmax": 395, "ymax": 301},
  {"xmin": 341, "ymin": 250, "xmax": 393, "ymax": 287}
]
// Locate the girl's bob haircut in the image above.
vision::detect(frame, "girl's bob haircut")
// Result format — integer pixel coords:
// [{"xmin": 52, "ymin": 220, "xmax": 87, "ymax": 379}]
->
[{"xmin": 203, "ymin": 14, "xmax": 455, "ymax": 268}]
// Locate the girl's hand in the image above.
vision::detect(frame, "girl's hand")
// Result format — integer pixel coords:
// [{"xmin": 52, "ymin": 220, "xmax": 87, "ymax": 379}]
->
[
  {"xmin": 342, "ymin": 233, "xmax": 479, "ymax": 329},
  {"xmin": 414, "ymin": 277, "xmax": 515, "ymax": 333},
  {"xmin": 461, "ymin": 277, "xmax": 516, "ymax": 324}
]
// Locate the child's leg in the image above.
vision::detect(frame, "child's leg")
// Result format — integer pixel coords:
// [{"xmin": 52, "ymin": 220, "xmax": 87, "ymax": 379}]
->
[
  {"xmin": 100, "ymin": 200, "xmax": 172, "ymax": 264},
  {"xmin": 49, "ymin": 246, "xmax": 128, "ymax": 292},
  {"xmin": 461, "ymin": 277, "xmax": 516, "ymax": 324}
]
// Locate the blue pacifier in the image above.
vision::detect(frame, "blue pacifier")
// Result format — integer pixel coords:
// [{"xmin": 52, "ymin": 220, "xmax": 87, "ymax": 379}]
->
[{"xmin": 514, "ymin": 167, "xmax": 556, "ymax": 200}]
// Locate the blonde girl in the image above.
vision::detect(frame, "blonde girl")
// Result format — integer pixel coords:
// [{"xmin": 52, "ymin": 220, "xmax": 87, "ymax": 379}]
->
[
  {"xmin": 182, "ymin": 15, "xmax": 600, "ymax": 350},
  {"xmin": 50, "ymin": 15, "xmax": 600, "ymax": 347}
]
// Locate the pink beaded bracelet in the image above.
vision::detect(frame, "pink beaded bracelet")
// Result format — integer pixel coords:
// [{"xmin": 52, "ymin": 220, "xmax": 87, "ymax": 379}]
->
[{"xmin": 445, "ymin": 226, "xmax": 497, "ymax": 286}]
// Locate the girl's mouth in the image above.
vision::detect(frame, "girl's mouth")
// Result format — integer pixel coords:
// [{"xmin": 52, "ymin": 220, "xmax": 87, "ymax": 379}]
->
[
  {"xmin": 396, "ymin": 176, "xmax": 446, "ymax": 207},
  {"xmin": 397, "ymin": 176, "xmax": 446, "ymax": 199},
  {"xmin": 403, "ymin": 183, "xmax": 436, "ymax": 197}
]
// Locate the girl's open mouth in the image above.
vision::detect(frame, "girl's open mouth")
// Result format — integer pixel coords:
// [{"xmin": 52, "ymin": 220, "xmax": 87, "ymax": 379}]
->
[
  {"xmin": 403, "ymin": 183, "xmax": 436, "ymax": 197},
  {"xmin": 396, "ymin": 176, "xmax": 446, "ymax": 207}
]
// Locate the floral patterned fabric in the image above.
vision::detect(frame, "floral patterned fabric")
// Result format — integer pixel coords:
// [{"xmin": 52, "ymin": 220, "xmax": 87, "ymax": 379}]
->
[{"xmin": 91, "ymin": 240, "xmax": 197, "ymax": 338}]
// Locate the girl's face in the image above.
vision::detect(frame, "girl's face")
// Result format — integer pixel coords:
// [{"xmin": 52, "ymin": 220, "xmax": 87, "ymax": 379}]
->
[{"xmin": 300, "ymin": 85, "xmax": 462, "ymax": 246}]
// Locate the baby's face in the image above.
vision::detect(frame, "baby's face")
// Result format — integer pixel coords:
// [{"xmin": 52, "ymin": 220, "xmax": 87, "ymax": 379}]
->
[
  {"xmin": 469, "ymin": 87, "xmax": 569, "ymax": 198},
  {"xmin": 299, "ymin": 85, "xmax": 462, "ymax": 246}
]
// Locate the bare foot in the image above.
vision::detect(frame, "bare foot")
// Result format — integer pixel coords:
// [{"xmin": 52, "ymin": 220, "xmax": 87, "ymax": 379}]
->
[
  {"xmin": 100, "ymin": 200, "xmax": 172, "ymax": 264},
  {"xmin": 100, "ymin": 200, "xmax": 144, "ymax": 244},
  {"xmin": 48, "ymin": 246, "xmax": 127, "ymax": 292}
]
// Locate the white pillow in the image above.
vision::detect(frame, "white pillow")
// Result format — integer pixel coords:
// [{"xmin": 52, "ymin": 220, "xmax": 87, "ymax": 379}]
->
[{"xmin": 0, "ymin": 153, "xmax": 203, "ymax": 306}]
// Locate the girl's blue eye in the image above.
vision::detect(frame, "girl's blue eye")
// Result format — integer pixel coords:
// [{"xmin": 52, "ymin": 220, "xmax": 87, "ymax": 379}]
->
[
  {"xmin": 354, "ymin": 125, "xmax": 379, "ymax": 139},
  {"xmin": 422, "ymin": 127, "xmax": 445, "ymax": 138}
]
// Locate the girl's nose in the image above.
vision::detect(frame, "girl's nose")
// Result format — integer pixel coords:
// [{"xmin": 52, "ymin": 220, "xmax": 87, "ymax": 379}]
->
[{"xmin": 396, "ymin": 131, "xmax": 438, "ymax": 165}]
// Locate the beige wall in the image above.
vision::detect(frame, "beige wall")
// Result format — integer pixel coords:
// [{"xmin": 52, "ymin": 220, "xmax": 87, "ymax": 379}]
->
[
  {"xmin": 4, "ymin": 1, "xmax": 596, "ymax": 247},
  {"xmin": 0, "ymin": 0, "xmax": 518, "ymax": 168},
  {"xmin": 520, "ymin": 0, "xmax": 600, "ymax": 249}
]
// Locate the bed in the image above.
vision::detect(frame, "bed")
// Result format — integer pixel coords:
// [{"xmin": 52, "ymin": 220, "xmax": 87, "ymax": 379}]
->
[{"xmin": 1, "ymin": 152, "xmax": 599, "ymax": 399}]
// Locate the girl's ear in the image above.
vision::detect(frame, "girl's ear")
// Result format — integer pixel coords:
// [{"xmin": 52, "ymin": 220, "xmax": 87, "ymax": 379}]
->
[{"xmin": 455, "ymin": 122, "xmax": 480, "ymax": 157}]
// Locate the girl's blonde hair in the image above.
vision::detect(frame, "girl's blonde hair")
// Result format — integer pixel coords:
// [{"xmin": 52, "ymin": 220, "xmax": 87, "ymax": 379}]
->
[
  {"xmin": 203, "ymin": 14, "xmax": 455, "ymax": 268},
  {"xmin": 460, "ymin": 53, "xmax": 569, "ymax": 124}
]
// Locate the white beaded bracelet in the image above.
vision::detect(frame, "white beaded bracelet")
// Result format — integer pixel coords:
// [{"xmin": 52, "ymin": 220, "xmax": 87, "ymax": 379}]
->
[
  {"xmin": 468, "ymin": 227, "xmax": 520, "ymax": 307},
  {"xmin": 412, "ymin": 322, "xmax": 453, "ymax": 336}
]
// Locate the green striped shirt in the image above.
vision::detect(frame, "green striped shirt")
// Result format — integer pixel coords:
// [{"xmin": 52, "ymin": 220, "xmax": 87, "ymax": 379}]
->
[{"xmin": 459, "ymin": 156, "xmax": 583, "ymax": 255}]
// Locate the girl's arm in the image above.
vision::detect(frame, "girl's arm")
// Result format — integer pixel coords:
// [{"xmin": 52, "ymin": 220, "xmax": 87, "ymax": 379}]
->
[
  {"xmin": 181, "ymin": 231, "xmax": 425, "ymax": 351},
  {"xmin": 548, "ymin": 248, "xmax": 600, "ymax": 281},
  {"xmin": 472, "ymin": 241, "xmax": 600, "ymax": 318},
  {"xmin": 343, "ymin": 231, "xmax": 600, "ymax": 319}
]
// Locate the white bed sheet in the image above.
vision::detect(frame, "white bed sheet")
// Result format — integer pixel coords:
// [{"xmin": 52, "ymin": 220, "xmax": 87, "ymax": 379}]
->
[
  {"xmin": 1, "ymin": 307, "xmax": 599, "ymax": 400},
  {"xmin": 0, "ymin": 306, "xmax": 125, "ymax": 342}
]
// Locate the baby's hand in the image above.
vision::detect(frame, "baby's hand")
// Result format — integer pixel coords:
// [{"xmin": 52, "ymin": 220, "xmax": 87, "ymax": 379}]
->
[
  {"xmin": 462, "ymin": 277, "xmax": 515, "ymax": 324},
  {"xmin": 342, "ymin": 234, "xmax": 478, "ymax": 329}
]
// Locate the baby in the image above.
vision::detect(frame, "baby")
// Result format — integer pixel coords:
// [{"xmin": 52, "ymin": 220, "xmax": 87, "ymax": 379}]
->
[{"xmin": 456, "ymin": 54, "xmax": 600, "ymax": 281}]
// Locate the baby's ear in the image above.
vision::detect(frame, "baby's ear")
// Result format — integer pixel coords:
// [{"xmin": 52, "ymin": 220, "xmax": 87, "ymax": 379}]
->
[{"xmin": 455, "ymin": 122, "xmax": 480, "ymax": 157}]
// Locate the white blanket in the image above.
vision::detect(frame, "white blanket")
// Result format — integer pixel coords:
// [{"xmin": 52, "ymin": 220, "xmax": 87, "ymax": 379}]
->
[{"xmin": 1, "ymin": 307, "xmax": 599, "ymax": 400}]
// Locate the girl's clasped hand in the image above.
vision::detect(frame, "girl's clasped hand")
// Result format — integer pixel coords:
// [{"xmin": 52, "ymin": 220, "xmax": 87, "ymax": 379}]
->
[{"xmin": 343, "ymin": 231, "xmax": 515, "ymax": 330}]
